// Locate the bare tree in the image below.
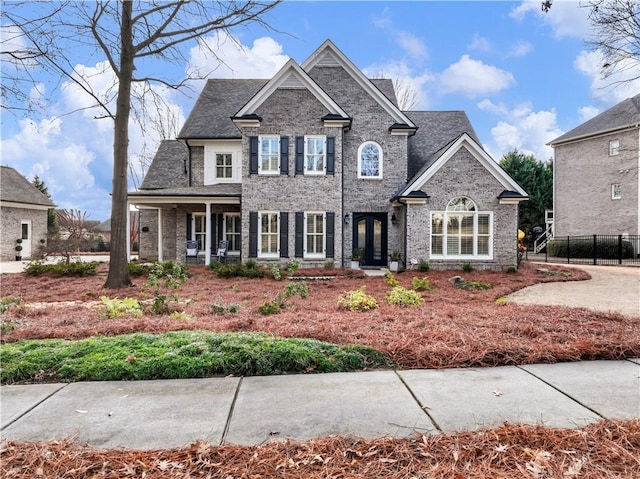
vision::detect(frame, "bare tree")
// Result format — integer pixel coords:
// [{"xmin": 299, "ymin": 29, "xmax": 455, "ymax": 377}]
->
[
  {"xmin": 542, "ymin": 0, "xmax": 640, "ymax": 84},
  {"xmin": 393, "ymin": 77, "xmax": 420, "ymax": 111},
  {"xmin": 3, "ymin": 1, "xmax": 280, "ymax": 288}
]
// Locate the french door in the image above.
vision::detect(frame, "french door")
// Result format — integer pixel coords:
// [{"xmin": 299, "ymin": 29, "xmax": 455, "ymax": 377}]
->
[{"xmin": 353, "ymin": 213, "xmax": 387, "ymax": 266}]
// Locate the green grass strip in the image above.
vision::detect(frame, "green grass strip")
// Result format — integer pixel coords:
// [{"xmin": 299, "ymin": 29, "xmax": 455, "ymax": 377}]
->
[{"xmin": 0, "ymin": 330, "xmax": 390, "ymax": 384}]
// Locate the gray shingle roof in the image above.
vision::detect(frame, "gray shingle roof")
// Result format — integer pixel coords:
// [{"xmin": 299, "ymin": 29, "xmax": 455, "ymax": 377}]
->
[
  {"xmin": 405, "ymin": 111, "xmax": 479, "ymax": 179},
  {"xmin": 140, "ymin": 140, "xmax": 189, "ymax": 190},
  {"xmin": 0, "ymin": 166, "xmax": 56, "ymax": 207},
  {"xmin": 370, "ymin": 79, "xmax": 398, "ymax": 107},
  {"xmin": 550, "ymin": 93, "xmax": 640, "ymax": 145},
  {"xmin": 130, "ymin": 184, "xmax": 241, "ymax": 197},
  {"xmin": 178, "ymin": 79, "xmax": 267, "ymax": 139}
]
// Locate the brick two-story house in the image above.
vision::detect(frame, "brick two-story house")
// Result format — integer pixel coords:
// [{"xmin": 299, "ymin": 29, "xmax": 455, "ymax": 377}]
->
[
  {"xmin": 129, "ymin": 40, "xmax": 527, "ymax": 270},
  {"xmin": 549, "ymin": 93, "xmax": 640, "ymax": 237}
]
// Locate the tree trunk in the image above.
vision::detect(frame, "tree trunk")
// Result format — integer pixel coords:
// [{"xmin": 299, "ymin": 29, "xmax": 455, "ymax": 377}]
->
[{"xmin": 104, "ymin": 1, "xmax": 133, "ymax": 289}]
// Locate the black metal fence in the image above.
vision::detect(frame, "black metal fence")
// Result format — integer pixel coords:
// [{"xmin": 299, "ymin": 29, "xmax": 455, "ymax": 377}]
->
[{"xmin": 526, "ymin": 235, "xmax": 640, "ymax": 266}]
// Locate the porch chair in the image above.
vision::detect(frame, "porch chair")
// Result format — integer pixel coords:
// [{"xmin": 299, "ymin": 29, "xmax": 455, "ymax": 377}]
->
[
  {"xmin": 216, "ymin": 240, "xmax": 227, "ymax": 263},
  {"xmin": 186, "ymin": 240, "xmax": 198, "ymax": 263}
]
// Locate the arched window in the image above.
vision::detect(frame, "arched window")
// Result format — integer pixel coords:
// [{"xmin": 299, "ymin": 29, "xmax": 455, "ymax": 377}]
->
[
  {"xmin": 357, "ymin": 141, "xmax": 382, "ymax": 179},
  {"xmin": 431, "ymin": 197, "xmax": 492, "ymax": 258}
]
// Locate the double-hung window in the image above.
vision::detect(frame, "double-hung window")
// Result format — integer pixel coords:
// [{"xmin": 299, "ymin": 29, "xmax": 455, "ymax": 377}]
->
[
  {"xmin": 305, "ymin": 212, "xmax": 325, "ymax": 258},
  {"xmin": 258, "ymin": 211, "xmax": 279, "ymax": 257},
  {"xmin": 358, "ymin": 141, "xmax": 382, "ymax": 179},
  {"xmin": 612, "ymin": 184, "xmax": 622, "ymax": 199},
  {"xmin": 259, "ymin": 136, "xmax": 280, "ymax": 174},
  {"xmin": 216, "ymin": 153, "xmax": 233, "ymax": 178},
  {"xmin": 305, "ymin": 136, "xmax": 326, "ymax": 174},
  {"xmin": 609, "ymin": 139, "xmax": 620, "ymax": 156},
  {"xmin": 224, "ymin": 213, "xmax": 241, "ymax": 255},
  {"xmin": 431, "ymin": 197, "xmax": 492, "ymax": 258}
]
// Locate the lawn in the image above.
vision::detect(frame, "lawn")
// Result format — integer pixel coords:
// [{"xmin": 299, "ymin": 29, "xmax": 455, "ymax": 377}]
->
[{"xmin": 1, "ymin": 261, "xmax": 638, "ymax": 374}]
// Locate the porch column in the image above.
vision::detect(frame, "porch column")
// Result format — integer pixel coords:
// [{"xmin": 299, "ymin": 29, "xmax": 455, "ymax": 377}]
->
[
  {"xmin": 157, "ymin": 208, "xmax": 163, "ymax": 262},
  {"xmin": 205, "ymin": 202, "xmax": 212, "ymax": 265},
  {"xmin": 126, "ymin": 204, "xmax": 131, "ymax": 262}
]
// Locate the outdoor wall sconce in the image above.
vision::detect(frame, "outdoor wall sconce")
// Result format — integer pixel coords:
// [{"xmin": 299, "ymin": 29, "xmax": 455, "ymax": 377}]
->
[
  {"xmin": 343, "ymin": 213, "xmax": 350, "ymax": 225},
  {"xmin": 142, "ymin": 226, "xmax": 149, "ymax": 232},
  {"xmin": 391, "ymin": 213, "xmax": 398, "ymax": 226}
]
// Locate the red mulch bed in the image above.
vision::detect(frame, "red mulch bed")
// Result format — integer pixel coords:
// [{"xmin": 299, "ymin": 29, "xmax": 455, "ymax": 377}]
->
[
  {"xmin": 2, "ymin": 419, "xmax": 639, "ymax": 478},
  {"xmin": 2, "ymin": 261, "xmax": 638, "ymax": 370}
]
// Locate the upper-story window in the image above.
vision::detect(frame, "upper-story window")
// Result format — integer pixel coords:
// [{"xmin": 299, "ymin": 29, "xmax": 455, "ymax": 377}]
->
[
  {"xmin": 305, "ymin": 136, "xmax": 326, "ymax": 174},
  {"xmin": 259, "ymin": 136, "xmax": 280, "ymax": 174},
  {"xmin": 216, "ymin": 153, "xmax": 233, "ymax": 178},
  {"xmin": 609, "ymin": 139, "xmax": 620, "ymax": 156},
  {"xmin": 612, "ymin": 184, "xmax": 622, "ymax": 199},
  {"xmin": 358, "ymin": 141, "xmax": 382, "ymax": 179}
]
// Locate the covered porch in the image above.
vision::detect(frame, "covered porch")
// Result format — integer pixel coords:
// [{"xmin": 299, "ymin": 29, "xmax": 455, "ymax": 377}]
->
[{"xmin": 128, "ymin": 185, "xmax": 241, "ymax": 265}]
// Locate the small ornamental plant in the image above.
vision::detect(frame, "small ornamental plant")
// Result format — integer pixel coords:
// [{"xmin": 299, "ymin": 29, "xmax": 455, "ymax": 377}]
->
[
  {"xmin": 337, "ymin": 286, "xmax": 378, "ymax": 311},
  {"xmin": 412, "ymin": 276, "xmax": 435, "ymax": 291},
  {"xmin": 386, "ymin": 286, "xmax": 423, "ymax": 306}
]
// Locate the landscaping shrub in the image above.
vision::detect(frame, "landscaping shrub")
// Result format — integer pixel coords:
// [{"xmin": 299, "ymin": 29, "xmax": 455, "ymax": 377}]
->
[
  {"xmin": 213, "ymin": 261, "xmax": 265, "ymax": 278},
  {"xmin": 548, "ymin": 238, "xmax": 635, "ymax": 259},
  {"xmin": 24, "ymin": 259, "xmax": 99, "ymax": 277},
  {"xmin": 0, "ymin": 296, "xmax": 21, "ymax": 315},
  {"xmin": 128, "ymin": 261, "xmax": 152, "ymax": 277},
  {"xmin": 419, "ymin": 259, "xmax": 430, "ymax": 272},
  {"xmin": 100, "ymin": 296, "xmax": 143, "ymax": 318},
  {"xmin": 337, "ymin": 286, "xmax": 378, "ymax": 311},
  {"xmin": 384, "ymin": 270, "xmax": 399, "ymax": 287},
  {"xmin": 457, "ymin": 280, "xmax": 492, "ymax": 290},
  {"xmin": 386, "ymin": 286, "xmax": 423, "ymax": 306},
  {"xmin": 462, "ymin": 262, "xmax": 474, "ymax": 273},
  {"xmin": 411, "ymin": 276, "xmax": 434, "ymax": 291}
]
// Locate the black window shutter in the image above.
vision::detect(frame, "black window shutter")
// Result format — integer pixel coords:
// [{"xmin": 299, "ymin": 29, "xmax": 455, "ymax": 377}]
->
[
  {"xmin": 295, "ymin": 136, "xmax": 304, "ymax": 175},
  {"xmin": 295, "ymin": 212, "xmax": 304, "ymax": 258},
  {"xmin": 249, "ymin": 137, "xmax": 258, "ymax": 174},
  {"xmin": 186, "ymin": 213, "xmax": 192, "ymax": 239},
  {"xmin": 326, "ymin": 212, "xmax": 335, "ymax": 258},
  {"xmin": 249, "ymin": 211, "xmax": 258, "ymax": 257},
  {"xmin": 326, "ymin": 137, "xmax": 335, "ymax": 175},
  {"xmin": 279, "ymin": 212, "xmax": 289, "ymax": 258},
  {"xmin": 280, "ymin": 136, "xmax": 289, "ymax": 175}
]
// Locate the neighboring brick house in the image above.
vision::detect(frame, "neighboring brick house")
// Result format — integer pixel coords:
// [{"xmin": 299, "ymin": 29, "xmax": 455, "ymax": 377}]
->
[
  {"xmin": 549, "ymin": 94, "xmax": 640, "ymax": 237},
  {"xmin": 129, "ymin": 40, "xmax": 527, "ymax": 270},
  {"xmin": 0, "ymin": 166, "xmax": 55, "ymax": 261}
]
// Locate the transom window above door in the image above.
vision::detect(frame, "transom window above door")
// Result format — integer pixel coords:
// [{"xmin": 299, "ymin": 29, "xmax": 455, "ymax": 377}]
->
[{"xmin": 358, "ymin": 141, "xmax": 382, "ymax": 179}]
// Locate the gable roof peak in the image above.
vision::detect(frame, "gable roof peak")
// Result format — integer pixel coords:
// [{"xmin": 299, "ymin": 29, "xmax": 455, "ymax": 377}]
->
[{"xmin": 302, "ymin": 40, "xmax": 417, "ymax": 131}]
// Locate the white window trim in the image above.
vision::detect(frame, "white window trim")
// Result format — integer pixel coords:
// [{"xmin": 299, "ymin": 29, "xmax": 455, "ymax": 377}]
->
[
  {"xmin": 357, "ymin": 141, "xmax": 383, "ymax": 179},
  {"xmin": 609, "ymin": 139, "xmax": 620, "ymax": 156},
  {"xmin": 258, "ymin": 211, "xmax": 279, "ymax": 258},
  {"xmin": 223, "ymin": 213, "xmax": 241, "ymax": 256},
  {"xmin": 303, "ymin": 211, "xmax": 326, "ymax": 259},
  {"xmin": 430, "ymin": 210, "xmax": 493, "ymax": 259},
  {"xmin": 612, "ymin": 183, "xmax": 622, "ymax": 200},
  {"xmin": 215, "ymin": 152, "xmax": 234, "ymax": 180},
  {"xmin": 258, "ymin": 136, "xmax": 280, "ymax": 175},
  {"xmin": 192, "ymin": 213, "xmax": 207, "ymax": 256},
  {"xmin": 304, "ymin": 135, "xmax": 327, "ymax": 175}
]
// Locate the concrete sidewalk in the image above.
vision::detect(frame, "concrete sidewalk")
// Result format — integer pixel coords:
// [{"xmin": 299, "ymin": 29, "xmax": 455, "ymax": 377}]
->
[{"xmin": 1, "ymin": 359, "xmax": 638, "ymax": 450}]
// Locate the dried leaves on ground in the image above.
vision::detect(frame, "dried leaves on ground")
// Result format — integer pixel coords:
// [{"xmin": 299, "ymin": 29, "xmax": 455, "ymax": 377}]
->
[
  {"xmin": 2, "ymin": 262, "xmax": 639, "ymax": 371},
  {"xmin": 3, "ymin": 419, "xmax": 639, "ymax": 478}
]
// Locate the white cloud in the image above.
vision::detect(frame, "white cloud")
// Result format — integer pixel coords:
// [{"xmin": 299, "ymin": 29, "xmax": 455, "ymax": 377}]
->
[
  {"xmin": 363, "ymin": 60, "xmax": 433, "ymax": 109},
  {"xmin": 507, "ymin": 41, "xmax": 533, "ymax": 58},
  {"xmin": 578, "ymin": 105, "xmax": 600, "ymax": 123},
  {"xmin": 439, "ymin": 55, "xmax": 514, "ymax": 98},
  {"xmin": 574, "ymin": 49, "xmax": 640, "ymax": 105},
  {"xmin": 510, "ymin": 1, "xmax": 590, "ymax": 38},
  {"xmin": 485, "ymin": 102, "xmax": 562, "ymax": 161},
  {"xmin": 188, "ymin": 33, "xmax": 288, "ymax": 79},
  {"xmin": 468, "ymin": 34, "xmax": 491, "ymax": 53},
  {"xmin": 395, "ymin": 31, "xmax": 428, "ymax": 61}
]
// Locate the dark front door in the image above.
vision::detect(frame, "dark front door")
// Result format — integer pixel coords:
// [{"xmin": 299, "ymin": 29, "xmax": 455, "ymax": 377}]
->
[{"xmin": 353, "ymin": 213, "xmax": 387, "ymax": 266}]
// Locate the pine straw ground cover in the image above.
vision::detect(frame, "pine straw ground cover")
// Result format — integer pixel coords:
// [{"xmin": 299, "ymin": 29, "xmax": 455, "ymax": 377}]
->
[
  {"xmin": 1, "ymin": 261, "xmax": 639, "ymax": 370},
  {"xmin": 3, "ymin": 419, "xmax": 639, "ymax": 478}
]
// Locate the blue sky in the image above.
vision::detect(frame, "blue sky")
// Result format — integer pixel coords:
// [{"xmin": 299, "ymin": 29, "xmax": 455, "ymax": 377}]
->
[{"xmin": 2, "ymin": 1, "xmax": 639, "ymax": 221}]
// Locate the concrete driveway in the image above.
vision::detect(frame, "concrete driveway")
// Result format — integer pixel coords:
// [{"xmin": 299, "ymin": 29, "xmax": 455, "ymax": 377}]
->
[{"xmin": 507, "ymin": 263, "xmax": 640, "ymax": 318}]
